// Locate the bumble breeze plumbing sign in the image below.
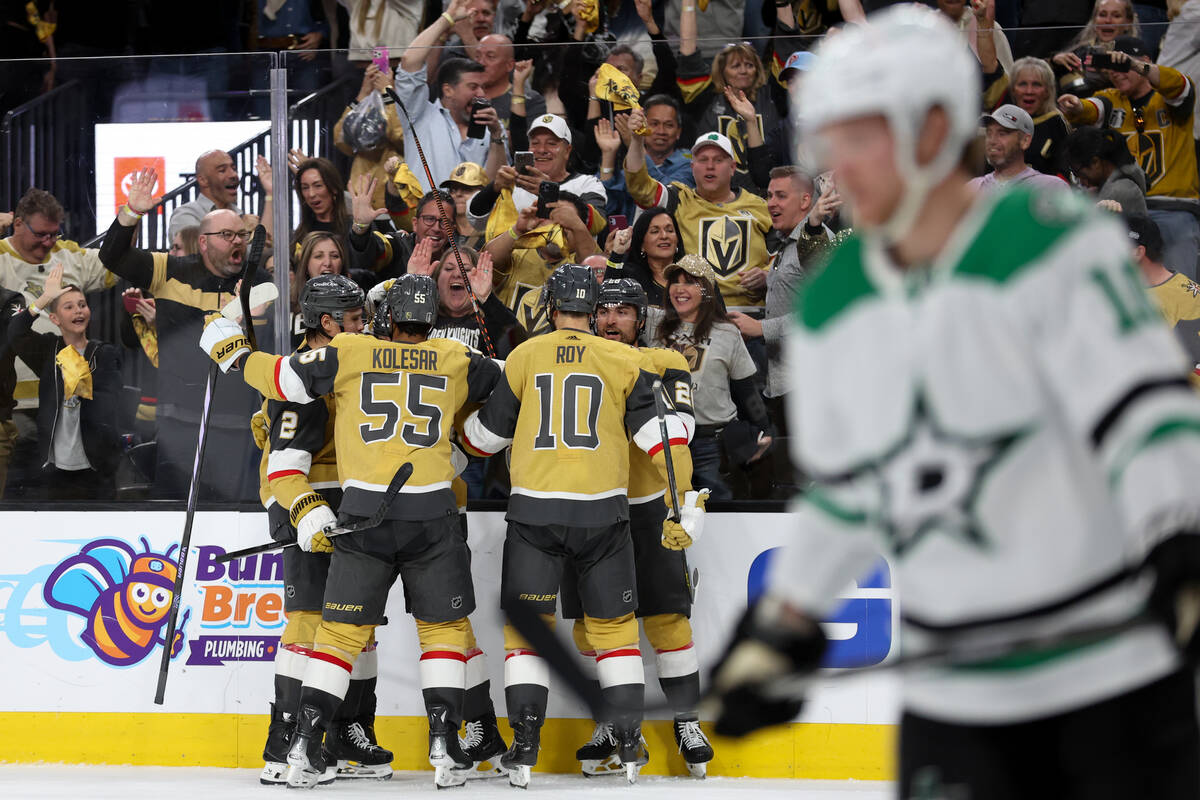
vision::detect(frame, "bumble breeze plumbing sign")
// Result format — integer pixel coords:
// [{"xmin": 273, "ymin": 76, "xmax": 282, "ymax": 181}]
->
[{"xmin": 0, "ymin": 510, "xmax": 900, "ymax": 725}]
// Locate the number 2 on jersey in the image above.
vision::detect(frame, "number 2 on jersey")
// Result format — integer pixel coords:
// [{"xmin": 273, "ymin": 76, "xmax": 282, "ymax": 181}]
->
[
  {"xmin": 533, "ymin": 372, "xmax": 603, "ymax": 450},
  {"xmin": 359, "ymin": 372, "xmax": 446, "ymax": 446}
]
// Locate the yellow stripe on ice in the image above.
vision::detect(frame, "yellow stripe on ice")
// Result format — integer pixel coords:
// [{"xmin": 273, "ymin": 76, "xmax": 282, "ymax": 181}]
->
[{"xmin": 0, "ymin": 713, "xmax": 894, "ymax": 780}]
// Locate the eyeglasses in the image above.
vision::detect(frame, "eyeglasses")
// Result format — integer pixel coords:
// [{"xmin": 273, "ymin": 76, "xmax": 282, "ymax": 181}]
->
[
  {"xmin": 202, "ymin": 229, "xmax": 252, "ymax": 242},
  {"xmin": 416, "ymin": 214, "xmax": 444, "ymax": 227},
  {"xmin": 22, "ymin": 222, "xmax": 61, "ymax": 242}
]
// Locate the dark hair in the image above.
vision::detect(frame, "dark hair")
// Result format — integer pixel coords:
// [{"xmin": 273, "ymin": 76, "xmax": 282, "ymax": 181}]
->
[
  {"xmin": 15, "ymin": 187, "xmax": 64, "ymax": 223},
  {"xmin": 1064, "ymin": 126, "xmax": 1135, "ymax": 173},
  {"xmin": 656, "ymin": 271, "xmax": 727, "ymax": 346},
  {"xmin": 393, "ymin": 321, "xmax": 434, "ymax": 338},
  {"xmin": 627, "ymin": 207, "xmax": 684, "ymax": 275},
  {"xmin": 291, "ymin": 231, "xmax": 346, "ymax": 313},
  {"xmin": 768, "ymin": 165, "xmax": 815, "ymax": 194},
  {"xmin": 642, "ymin": 94, "xmax": 682, "ymax": 123},
  {"xmin": 292, "ymin": 158, "xmax": 349, "ymax": 248},
  {"xmin": 47, "ymin": 284, "xmax": 84, "ymax": 314},
  {"xmin": 437, "ymin": 58, "xmax": 486, "ymax": 99},
  {"xmin": 608, "ymin": 45, "xmax": 644, "ymax": 78},
  {"xmin": 415, "ymin": 190, "xmax": 456, "ymax": 222},
  {"xmin": 1126, "ymin": 214, "xmax": 1165, "ymax": 263}
]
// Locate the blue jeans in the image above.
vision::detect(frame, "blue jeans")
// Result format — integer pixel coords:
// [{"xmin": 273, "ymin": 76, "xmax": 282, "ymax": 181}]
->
[
  {"xmin": 690, "ymin": 432, "xmax": 731, "ymax": 502},
  {"xmin": 1148, "ymin": 207, "xmax": 1200, "ymax": 280}
]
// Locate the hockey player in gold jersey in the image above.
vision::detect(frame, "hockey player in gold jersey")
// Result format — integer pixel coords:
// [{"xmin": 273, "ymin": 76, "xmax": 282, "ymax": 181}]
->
[
  {"xmin": 460, "ymin": 263, "xmax": 703, "ymax": 786},
  {"xmin": 563, "ymin": 278, "xmax": 714, "ymax": 778},
  {"xmin": 255, "ymin": 275, "xmax": 393, "ymax": 785},
  {"xmin": 200, "ymin": 274, "xmax": 503, "ymax": 789}
]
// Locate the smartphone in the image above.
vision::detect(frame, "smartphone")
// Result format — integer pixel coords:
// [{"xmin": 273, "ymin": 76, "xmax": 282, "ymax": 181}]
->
[
  {"xmin": 608, "ymin": 214, "xmax": 628, "ymax": 231},
  {"xmin": 537, "ymin": 181, "xmax": 560, "ymax": 219},
  {"xmin": 371, "ymin": 46, "xmax": 390, "ymax": 74},
  {"xmin": 466, "ymin": 97, "xmax": 491, "ymax": 140},
  {"xmin": 123, "ymin": 293, "xmax": 141, "ymax": 314},
  {"xmin": 515, "ymin": 150, "xmax": 534, "ymax": 175}
]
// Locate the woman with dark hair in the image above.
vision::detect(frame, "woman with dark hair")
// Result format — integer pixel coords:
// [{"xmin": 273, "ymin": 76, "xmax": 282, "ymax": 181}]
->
[
  {"xmin": 289, "ymin": 231, "xmax": 347, "ymax": 348},
  {"xmin": 1064, "ymin": 126, "xmax": 1148, "ymax": 216},
  {"xmin": 647, "ymin": 255, "xmax": 771, "ymax": 501},
  {"xmin": 292, "ymin": 157, "xmax": 351, "ymax": 254},
  {"xmin": 606, "ymin": 207, "xmax": 684, "ymax": 309}
]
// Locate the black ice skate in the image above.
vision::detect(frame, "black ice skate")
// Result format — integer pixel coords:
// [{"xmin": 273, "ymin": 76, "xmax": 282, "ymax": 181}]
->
[
  {"xmin": 284, "ymin": 704, "xmax": 336, "ymax": 789},
  {"xmin": 500, "ymin": 706, "xmax": 544, "ymax": 789},
  {"xmin": 427, "ymin": 704, "xmax": 472, "ymax": 788},
  {"xmin": 613, "ymin": 722, "xmax": 649, "ymax": 784},
  {"xmin": 576, "ymin": 721, "xmax": 620, "ymax": 776},
  {"xmin": 260, "ymin": 702, "xmax": 296, "ymax": 785},
  {"xmin": 327, "ymin": 718, "xmax": 393, "ymax": 780},
  {"xmin": 673, "ymin": 715, "xmax": 714, "ymax": 778},
  {"xmin": 458, "ymin": 712, "xmax": 508, "ymax": 779}
]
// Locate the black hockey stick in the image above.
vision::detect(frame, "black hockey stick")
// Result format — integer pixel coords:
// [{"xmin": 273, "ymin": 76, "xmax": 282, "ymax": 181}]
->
[
  {"xmin": 154, "ymin": 224, "xmax": 269, "ymax": 704},
  {"xmin": 214, "ymin": 462, "xmax": 414, "ymax": 564},
  {"xmin": 652, "ymin": 378, "xmax": 696, "ymax": 603},
  {"xmin": 239, "ymin": 224, "xmax": 267, "ymax": 350},
  {"xmin": 383, "ymin": 85, "xmax": 495, "ymax": 358}
]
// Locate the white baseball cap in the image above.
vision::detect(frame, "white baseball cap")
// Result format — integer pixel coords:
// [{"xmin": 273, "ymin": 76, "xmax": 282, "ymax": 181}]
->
[
  {"xmin": 691, "ymin": 131, "xmax": 735, "ymax": 159},
  {"xmin": 529, "ymin": 114, "xmax": 573, "ymax": 145}
]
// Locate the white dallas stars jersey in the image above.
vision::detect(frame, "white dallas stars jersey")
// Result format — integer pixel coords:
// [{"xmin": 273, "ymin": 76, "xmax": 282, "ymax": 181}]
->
[{"xmin": 772, "ymin": 188, "xmax": 1200, "ymax": 724}]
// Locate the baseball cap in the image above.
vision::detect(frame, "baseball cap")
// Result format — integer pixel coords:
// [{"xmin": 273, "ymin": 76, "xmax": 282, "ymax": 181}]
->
[
  {"xmin": 529, "ymin": 114, "xmax": 573, "ymax": 145},
  {"xmin": 1111, "ymin": 36, "xmax": 1149, "ymax": 59},
  {"xmin": 781, "ymin": 50, "xmax": 816, "ymax": 79},
  {"xmin": 439, "ymin": 162, "xmax": 488, "ymax": 190},
  {"xmin": 981, "ymin": 104, "xmax": 1034, "ymax": 137},
  {"xmin": 1125, "ymin": 214, "xmax": 1164, "ymax": 252},
  {"xmin": 691, "ymin": 131, "xmax": 736, "ymax": 159}
]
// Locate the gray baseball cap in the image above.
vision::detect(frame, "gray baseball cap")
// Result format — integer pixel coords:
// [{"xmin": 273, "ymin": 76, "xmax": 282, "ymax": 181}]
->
[{"xmin": 981, "ymin": 103, "xmax": 1034, "ymax": 136}]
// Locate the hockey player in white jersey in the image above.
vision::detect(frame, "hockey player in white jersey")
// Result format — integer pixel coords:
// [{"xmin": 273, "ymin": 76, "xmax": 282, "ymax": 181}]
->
[{"xmin": 709, "ymin": 7, "xmax": 1200, "ymax": 799}]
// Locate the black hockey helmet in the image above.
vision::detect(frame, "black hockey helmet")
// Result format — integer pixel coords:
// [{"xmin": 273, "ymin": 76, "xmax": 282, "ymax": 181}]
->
[
  {"xmin": 540, "ymin": 263, "xmax": 598, "ymax": 319},
  {"xmin": 387, "ymin": 274, "xmax": 438, "ymax": 327},
  {"xmin": 299, "ymin": 273, "xmax": 365, "ymax": 329},
  {"xmin": 596, "ymin": 278, "xmax": 648, "ymax": 332}
]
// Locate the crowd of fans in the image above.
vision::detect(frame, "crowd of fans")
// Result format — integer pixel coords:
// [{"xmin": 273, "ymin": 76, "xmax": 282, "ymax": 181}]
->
[{"xmin": 4, "ymin": 0, "xmax": 1200, "ymax": 505}]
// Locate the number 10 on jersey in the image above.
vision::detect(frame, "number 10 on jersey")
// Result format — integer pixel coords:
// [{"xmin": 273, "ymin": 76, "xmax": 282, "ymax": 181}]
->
[{"xmin": 532, "ymin": 372, "xmax": 604, "ymax": 450}]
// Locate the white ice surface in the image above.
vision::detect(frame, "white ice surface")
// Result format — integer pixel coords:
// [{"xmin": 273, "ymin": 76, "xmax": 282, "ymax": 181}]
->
[{"xmin": 0, "ymin": 766, "xmax": 892, "ymax": 799}]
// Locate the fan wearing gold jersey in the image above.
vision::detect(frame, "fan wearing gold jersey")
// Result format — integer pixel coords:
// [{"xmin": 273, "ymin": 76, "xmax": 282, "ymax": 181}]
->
[
  {"xmin": 623, "ymin": 107, "xmax": 772, "ymax": 309},
  {"xmin": 561, "ymin": 278, "xmax": 714, "ymax": 778},
  {"xmin": 460, "ymin": 263, "xmax": 702, "ymax": 787},
  {"xmin": 255, "ymin": 274, "xmax": 393, "ymax": 786},
  {"xmin": 200, "ymin": 274, "xmax": 503, "ymax": 790}
]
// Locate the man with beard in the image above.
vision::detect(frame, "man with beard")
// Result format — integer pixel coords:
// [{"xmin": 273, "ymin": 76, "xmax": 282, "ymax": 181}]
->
[
  {"xmin": 968, "ymin": 105, "xmax": 1068, "ymax": 193},
  {"xmin": 99, "ymin": 167, "xmax": 273, "ymax": 501},
  {"xmin": 170, "ymin": 150, "xmax": 255, "ymax": 238}
]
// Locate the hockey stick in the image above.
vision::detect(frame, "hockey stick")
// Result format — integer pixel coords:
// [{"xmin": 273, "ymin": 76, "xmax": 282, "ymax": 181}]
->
[
  {"xmin": 214, "ymin": 462, "xmax": 414, "ymax": 564},
  {"xmin": 383, "ymin": 86, "xmax": 496, "ymax": 358},
  {"xmin": 652, "ymin": 378, "xmax": 696, "ymax": 603},
  {"xmin": 154, "ymin": 225, "xmax": 269, "ymax": 704}
]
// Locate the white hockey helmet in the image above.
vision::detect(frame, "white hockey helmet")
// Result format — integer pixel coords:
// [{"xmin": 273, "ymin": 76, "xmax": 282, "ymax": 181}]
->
[{"xmin": 798, "ymin": 6, "xmax": 981, "ymax": 241}]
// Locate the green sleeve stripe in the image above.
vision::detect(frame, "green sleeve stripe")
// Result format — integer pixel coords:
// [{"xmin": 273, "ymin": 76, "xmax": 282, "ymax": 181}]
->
[
  {"xmin": 794, "ymin": 236, "xmax": 875, "ymax": 333},
  {"xmin": 949, "ymin": 629, "xmax": 1116, "ymax": 673},
  {"xmin": 805, "ymin": 487, "xmax": 869, "ymax": 526},
  {"xmin": 1108, "ymin": 416, "xmax": 1200, "ymax": 486}
]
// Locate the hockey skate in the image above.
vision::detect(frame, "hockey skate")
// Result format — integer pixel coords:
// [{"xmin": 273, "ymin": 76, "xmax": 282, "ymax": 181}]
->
[
  {"xmin": 327, "ymin": 718, "xmax": 393, "ymax": 780},
  {"xmin": 500, "ymin": 706, "xmax": 543, "ymax": 789},
  {"xmin": 458, "ymin": 712, "xmax": 508, "ymax": 778},
  {"xmin": 576, "ymin": 721, "xmax": 620, "ymax": 776},
  {"xmin": 284, "ymin": 705, "xmax": 336, "ymax": 789},
  {"xmin": 427, "ymin": 705, "xmax": 473, "ymax": 789},
  {"xmin": 260, "ymin": 702, "xmax": 295, "ymax": 785},
  {"xmin": 673, "ymin": 716, "xmax": 714, "ymax": 778},
  {"xmin": 613, "ymin": 723, "xmax": 649, "ymax": 784}
]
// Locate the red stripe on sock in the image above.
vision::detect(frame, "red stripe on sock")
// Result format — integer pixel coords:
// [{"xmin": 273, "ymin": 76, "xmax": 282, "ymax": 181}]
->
[
  {"xmin": 283, "ymin": 643, "xmax": 315, "ymax": 657},
  {"xmin": 308, "ymin": 650, "xmax": 353, "ymax": 673},
  {"xmin": 580, "ymin": 650, "xmax": 596, "ymax": 658},
  {"xmin": 420, "ymin": 650, "xmax": 468, "ymax": 662},
  {"xmin": 655, "ymin": 642, "xmax": 694, "ymax": 654},
  {"xmin": 267, "ymin": 469, "xmax": 304, "ymax": 481},
  {"xmin": 505, "ymin": 649, "xmax": 540, "ymax": 660},
  {"xmin": 465, "ymin": 648, "xmax": 483, "ymax": 659},
  {"xmin": 596, "ymin": 648, "xmax": 641, "ymax": 661}
]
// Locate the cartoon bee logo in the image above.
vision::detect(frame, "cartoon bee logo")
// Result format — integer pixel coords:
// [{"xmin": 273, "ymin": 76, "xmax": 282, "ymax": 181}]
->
[{"xmin": 42, "ymin": 537, "xmax": 189, "ymax": 667}]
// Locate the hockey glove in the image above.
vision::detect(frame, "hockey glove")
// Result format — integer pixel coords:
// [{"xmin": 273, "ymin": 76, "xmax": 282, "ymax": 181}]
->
[
  {"xmin": 199, "ymin": 313, "xmax": 251, "ymax": 372},
  {"xmin": 707, "ymin": 596, "xmax": 826, "ymax": 738},
  {"xmin": 1146, "ymin": 533, "xmax": 1200, "ymax": 663},
  {"xmin": 290, "ymin": 492, "xmax": 336, "ymax": 553},
  {"xmin": 250, "ymin": 409, "xmax": 270, "ymax": 450},
  {"xmin": 662, "ymin": 519, "xmax": 691, "ymax": 550}
]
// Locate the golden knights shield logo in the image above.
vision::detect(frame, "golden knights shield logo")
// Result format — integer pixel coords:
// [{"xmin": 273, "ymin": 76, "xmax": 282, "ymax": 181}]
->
[{"xmin": 698, "ymin": 215, "xmax": 751, "ymax": 276}]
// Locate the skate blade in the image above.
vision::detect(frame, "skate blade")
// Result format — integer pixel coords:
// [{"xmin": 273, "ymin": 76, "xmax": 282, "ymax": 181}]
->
[
  {"xmin": 625, "ymin": 762, "xmax": 641, "ymax": 784},
  {"xmin": 686, "ymin": 762, "xmax": 708, "ymax": 779},
  {"xmin": 260, "ymin": 761, "xmax": 288, "ymax": 785},
  {"xmin": 283, "ymin": 763, "xmax": 329, "ymax": 789},
  {"xmin": 334, "ymin": 759, "xmax": 394, "ymax": 780},
  {"xmin": 507, "ymin": 764, "xmax": 531, "ymax": 788},
  {"xmin": 463, "ymin": 758, "xmax": 507, "ymax": 779},
  {"xmin": 581, "ymin": 755, "xmax": 623, "ymax": 776},
  {"xmin": 434, "ymin": 765, "xmax": 469, "ymax": 788}
]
